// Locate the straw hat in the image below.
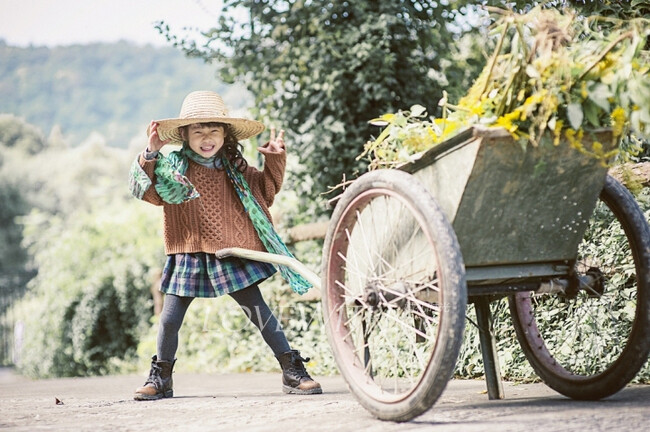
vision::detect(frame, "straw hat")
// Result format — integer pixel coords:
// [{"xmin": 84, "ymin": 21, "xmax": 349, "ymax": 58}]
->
[{"xmin": 148, "ymin": 91, "xmax": 265, "ymax": 143}]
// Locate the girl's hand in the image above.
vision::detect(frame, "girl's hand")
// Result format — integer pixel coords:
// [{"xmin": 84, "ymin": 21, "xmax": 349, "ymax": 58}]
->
[
  {"xmin": 147, "ymin": 121, "xmax": 171, "ymax": 152},
  {"xmin": 258, "ymin": 126, "xmax": 286, "ymax": 155}
]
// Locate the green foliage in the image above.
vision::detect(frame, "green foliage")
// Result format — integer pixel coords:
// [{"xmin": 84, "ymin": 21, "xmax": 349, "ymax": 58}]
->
[
  {"xmin": 0, "ymin": 115, "xmax": 45, "ymax": 315},
  {"xmin": 1, "ymin": 115, "xmax": 167, "ymax": 376},
  {"xmin": 557, "ymin": 0, "xmax": 650, "ymax": 19},
  {"xmin": 4, "ymin": 137, "xmax": 131, "ymax": 215},
  {"xmin": 4, "ymin": 2, "xmax": 648, "ymax": 386},
  {"xmin": 0, "ymin": 175, "xmax": 30, "ymax": 285},
  {"xmin": 488, "ymin": 0, "xmax": 650, "ymax": 18},
  {"xmin": 454, "ymin": 301, "xmax": 536, "ymax": 381},
  {"xmin": 158, "ymin": 0, "xmax": 646, "ymax": 218},
  {"xmin": 143, "ymin": 1, "xmax": 650, "ymax": 385},
  {"xmin": 0, "ymin": 114, "xmax": 47, "ymax": 155},
  {"xmin": 14, "ymin": 202, "xmax": 164, "ymax": 378},
  {"xmin": 160, "ymin": 0, "xmax": 486, "ymax": 218},
  {"xmin": 0, "ymin": 40, "xmax": 244, "ymax": 148},
  {"xmin": 361, "ymin": 7, "xmax": 649, "ymax": 168}
]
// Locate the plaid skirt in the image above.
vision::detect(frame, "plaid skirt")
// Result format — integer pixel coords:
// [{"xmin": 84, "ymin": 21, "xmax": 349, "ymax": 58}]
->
[{"xmin": 160, "ymin": 252, "xmax": 277, "ymax": 297}]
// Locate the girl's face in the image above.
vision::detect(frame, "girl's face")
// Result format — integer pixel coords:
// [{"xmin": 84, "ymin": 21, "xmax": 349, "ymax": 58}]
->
[{"xmin": 183, "ymin": 123, "xmax": 226, "ymax": 158}]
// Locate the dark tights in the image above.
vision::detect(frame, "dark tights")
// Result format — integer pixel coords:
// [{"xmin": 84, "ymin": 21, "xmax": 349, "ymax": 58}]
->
[{"xmin": 157, "ymin": 285, "xmax": 291, "ymax": 361}]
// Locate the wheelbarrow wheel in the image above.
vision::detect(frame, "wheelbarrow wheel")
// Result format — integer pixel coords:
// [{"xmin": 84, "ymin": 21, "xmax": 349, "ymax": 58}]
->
[
  {"xmin": 322, "ymin": 169, "xmax": 467, "ymax": 422},
  {"xmin": 510, "ymin": 175, "xmax": 650, "ymax": 399}
]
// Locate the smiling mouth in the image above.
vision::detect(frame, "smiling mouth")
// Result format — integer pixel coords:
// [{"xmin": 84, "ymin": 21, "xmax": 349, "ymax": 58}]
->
[{"xmin": 200, "ymin": 145, "xmax": 216, "ymax": 152}]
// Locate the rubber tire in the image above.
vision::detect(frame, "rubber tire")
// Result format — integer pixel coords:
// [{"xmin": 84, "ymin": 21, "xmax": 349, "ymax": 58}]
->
[
  {"xmin": 321, "ymin": 169, "xmax": 467, "ymax": 421},
  {"xmin": 509, "ymin": 175, "xmax": 650, "ymax": 399}
]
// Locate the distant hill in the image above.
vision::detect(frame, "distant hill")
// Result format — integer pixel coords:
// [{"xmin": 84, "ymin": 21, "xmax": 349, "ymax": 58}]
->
[{"xmin": 0, "ymin": 40, "xmax": 251, "ymax": 148}]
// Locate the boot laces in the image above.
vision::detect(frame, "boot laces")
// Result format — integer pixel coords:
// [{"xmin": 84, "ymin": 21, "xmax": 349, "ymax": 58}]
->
[
  {"xmin": 290, "ymin": 353, "xmax": 311, "ymax": 379},
  {"xmin": 144, "ymin": 362, "xmax": 163, "ymax": 388}
]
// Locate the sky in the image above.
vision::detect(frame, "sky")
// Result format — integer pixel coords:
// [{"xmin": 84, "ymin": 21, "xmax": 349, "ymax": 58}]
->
[{"xmin": 0, "ymin": 0, "xmax": 225, "ymax": 47}]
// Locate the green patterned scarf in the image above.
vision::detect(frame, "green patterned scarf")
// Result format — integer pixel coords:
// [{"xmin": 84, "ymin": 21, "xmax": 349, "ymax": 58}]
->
[
  {"xmin": 152, "ymin": 149, "xmax": 199, "ymax": 203},
  {"xmin": 153, "ymin": 147, "xmax": 312, "ymax": 295}
]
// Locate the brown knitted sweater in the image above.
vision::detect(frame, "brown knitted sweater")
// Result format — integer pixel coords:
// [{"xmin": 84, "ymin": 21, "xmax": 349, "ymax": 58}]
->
[{"xmin": 138, "ymin": 151, "xmax": 287, "ymax": 255}]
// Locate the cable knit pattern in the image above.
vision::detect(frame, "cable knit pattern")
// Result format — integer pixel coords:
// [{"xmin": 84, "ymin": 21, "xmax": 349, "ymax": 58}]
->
[{"xmin": 138, "ymin": 151, "xmax": 286, "ymax": 255}]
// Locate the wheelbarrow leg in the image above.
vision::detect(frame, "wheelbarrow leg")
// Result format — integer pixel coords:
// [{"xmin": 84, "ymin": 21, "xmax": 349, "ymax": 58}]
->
[{"xmin": 474, "ymin": 297, "xmax": 505, "ymax": 400}]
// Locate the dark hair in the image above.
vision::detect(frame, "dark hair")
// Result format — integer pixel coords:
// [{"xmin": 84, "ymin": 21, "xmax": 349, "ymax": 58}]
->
[
  {"xmin": 215, "ymin": 123, "xmax": 248, "ymax": 173},
  {"xmin": 182, "ymin": 122, "xmax": 248, "ymax": 172}
]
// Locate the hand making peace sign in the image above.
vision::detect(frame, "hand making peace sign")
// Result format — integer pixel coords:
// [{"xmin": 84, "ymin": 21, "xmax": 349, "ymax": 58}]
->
[{"xmin": 258, "ymin": 126, "xmax": 286, "ymax": 155}]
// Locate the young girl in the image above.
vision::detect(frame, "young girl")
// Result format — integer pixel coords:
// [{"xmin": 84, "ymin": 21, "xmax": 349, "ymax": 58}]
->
[{"xmin": 128, "ymin": 90, "xmax": 321, "ymax": 400}]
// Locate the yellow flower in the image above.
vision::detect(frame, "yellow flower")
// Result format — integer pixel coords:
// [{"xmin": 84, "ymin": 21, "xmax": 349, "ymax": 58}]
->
[
  {"xmin": 519, "ymin": 90, "xmax": 547, "ymax": 121},
  {"xmin": 590, "ymin": 141, "xmax": 619, "ymax": 167},
  {"xmin": 597, "ymin": 56, "xmax": 615, "ymax": 73},
  {"xmin": 368, "ymin": 114, "xmax": 393, "ymax": 126},
  {"xmin": 592, "ymin": 141, "xmax": 603, "ymax": 154},
  {"xmin": 553, "ymin": 119, "xmax": 564, "ymax": 146},
  {"xmin": 523, "ymin": 91, "xmax": 545, "ymax": 107},
  {"xmin": 565, "ymin": 128, "xmax": 585, "ymax": 151},
  {"xmin": 494, "ymin": 110, "xmax": 521, "ymax": 137},
  {"xmin": 610, "ymin": 106, "xmax": 626, "ymax": 137},
  {"xmin": 517, "ymin": 88, "xmax": 526, "ymax": 102},
  {"xmin": 469, "ymin": 101, "xmax": 484, "ymax": 116},
  {"xmin": 433, "ymin": 118, "xmax": 461, "ymax": 140}
]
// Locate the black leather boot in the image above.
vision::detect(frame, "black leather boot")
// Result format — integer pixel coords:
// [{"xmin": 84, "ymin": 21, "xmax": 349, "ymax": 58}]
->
[
  {"xmin": 276, "ymin": 350, "xmax": 322, "ymax": 395},
  {"xmin": 134, "ymin": 355, "xmax": 176, "ymax": 401}
]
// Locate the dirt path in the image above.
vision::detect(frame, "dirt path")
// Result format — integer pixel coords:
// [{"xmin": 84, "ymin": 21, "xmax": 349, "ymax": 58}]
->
[{"xmin": 1, "ymin": 368, "xmax": 649, "ymax": 431}]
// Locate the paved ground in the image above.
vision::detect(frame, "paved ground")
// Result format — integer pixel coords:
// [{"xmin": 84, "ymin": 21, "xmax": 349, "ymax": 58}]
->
[{"xmin": 1, "ymin": 368, "xmax": 649, "ymax": 431}]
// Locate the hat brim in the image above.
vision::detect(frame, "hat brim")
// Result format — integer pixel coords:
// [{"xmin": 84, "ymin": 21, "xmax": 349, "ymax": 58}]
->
[{"xmin": 147, "ymin": 116, "xmax": 266, "ymax": 144}]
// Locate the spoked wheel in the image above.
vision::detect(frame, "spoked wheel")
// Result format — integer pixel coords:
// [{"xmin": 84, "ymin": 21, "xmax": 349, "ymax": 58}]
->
[
  {"xmin": 510, "ymin": 175, "xmax": 650, "ymax": 399},
  {"xmin": 322, "ymin": 170, "xmax": 467, "ymax": 422}
]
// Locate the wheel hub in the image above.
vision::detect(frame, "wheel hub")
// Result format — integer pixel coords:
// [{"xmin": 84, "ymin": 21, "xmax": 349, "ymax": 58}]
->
[{"xmin": 363, "ymin": 280, "xmax": 409, "ymax": 308}]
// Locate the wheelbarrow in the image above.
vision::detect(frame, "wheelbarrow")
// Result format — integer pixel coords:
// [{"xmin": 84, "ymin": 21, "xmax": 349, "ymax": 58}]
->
[{"xmin": 217, "ymin": 125, "xmax": 650, "ymax": 422}]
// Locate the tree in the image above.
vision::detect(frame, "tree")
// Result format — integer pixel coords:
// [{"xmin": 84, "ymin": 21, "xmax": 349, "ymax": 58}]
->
[
  {"xmin": 0, "ymin": 115, "xmax": 165, "ymax": 375},
  {"xmin": 0, "ymin": 114, "xmax": 46, "ymax": 155},
  {"xmin": 0, "ymin": 184, "xmax": 30, "ymax": 283},
  {"xmin": 15, "ymin": 202, "xmax": 164, "ymax": 377},
  {"xmin": 161, "ymin": 0, "xmax": 485, "ymax": 218},
  {"xmin": 0, "ymin": 115, "xmax": 45, "ymax": 309},
  {"xmin": 0, "ymin": 42, "xmax": 231, "ymax": 149}
]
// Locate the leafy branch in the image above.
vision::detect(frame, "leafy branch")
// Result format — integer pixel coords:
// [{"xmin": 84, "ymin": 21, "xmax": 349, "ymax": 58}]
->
[{"xmin": 359, "ymin": 6, "xmax": 650, "ymax": 169}]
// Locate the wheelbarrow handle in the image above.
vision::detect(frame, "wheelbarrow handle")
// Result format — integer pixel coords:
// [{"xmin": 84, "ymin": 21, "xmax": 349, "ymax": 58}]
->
[{"xmin": 214, "ymin": 247, "xmax": 322, "ymax": 290}]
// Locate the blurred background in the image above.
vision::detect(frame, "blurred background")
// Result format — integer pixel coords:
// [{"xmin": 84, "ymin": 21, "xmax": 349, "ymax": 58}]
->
[{"xmin": 0, "ymin": 0, "xmax": 648, "ymax": 381}]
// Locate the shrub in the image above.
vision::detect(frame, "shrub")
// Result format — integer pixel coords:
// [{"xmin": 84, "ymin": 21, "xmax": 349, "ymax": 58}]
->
[{"xmin": 13, "ymin": 202, "xmax": 163, "ymax": 378}]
